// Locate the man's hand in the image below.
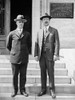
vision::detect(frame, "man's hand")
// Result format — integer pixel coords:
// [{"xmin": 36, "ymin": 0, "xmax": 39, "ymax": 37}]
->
[
  {"xmin": 34, "ymin": 56, "xmax": 39, "ymax": 61},
  {"xmin": 53, "ymin": 55, "xmax": 59, "ymax": 61}
]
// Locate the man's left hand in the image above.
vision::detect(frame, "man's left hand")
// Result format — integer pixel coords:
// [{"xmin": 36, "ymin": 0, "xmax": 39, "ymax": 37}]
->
[{"xmin": 53, "ymin": 55, "xmax": 59, "ymax": 61}]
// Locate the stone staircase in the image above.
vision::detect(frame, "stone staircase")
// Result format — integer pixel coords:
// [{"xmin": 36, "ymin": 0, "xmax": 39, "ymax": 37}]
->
[{"xmin": 0, "ymin": 55, "xmax": 75, "ymax": 100}]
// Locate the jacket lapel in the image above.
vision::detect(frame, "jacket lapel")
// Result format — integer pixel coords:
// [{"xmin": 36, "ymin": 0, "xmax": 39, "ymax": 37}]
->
[
  {"xmin": 48, "ymin": 26, "xmax": 53, "ymax": 41},
  {"xmin": 48, "ymin": 26, "xmax": 52, "ymax": 33},
  {"xmin": 15, "ymin": 29, "xmax": 24, "ymax": 39},
  {"xmin": 39, "ymin": 29, "xmax": 43, "ymax": 52}
]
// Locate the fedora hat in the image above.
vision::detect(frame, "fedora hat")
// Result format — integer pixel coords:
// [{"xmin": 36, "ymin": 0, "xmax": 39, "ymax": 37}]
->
[
  {"xmin": 40, "ymin": 13, "xmax": 52, "ymax": 20},
  {"xmin": 14, "ymin": 15, "xmax": 27, "ymax": 22}
]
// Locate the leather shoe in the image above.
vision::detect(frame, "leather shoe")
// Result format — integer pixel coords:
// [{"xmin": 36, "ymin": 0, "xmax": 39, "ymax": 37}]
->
[
  {"xmin": 50, "ymin": 90, "xmax": 56, "ymax": 99},
  {"xmin": 37, "ymin": 90, "xmax": 46, "ymax": 96},
  {"xmin": 11, "ymin": 92, "xmax": 17, "ymax": 97},
  {"xmin": 21, "ymin": 91, "xmax": 29, "ymax": 97}
]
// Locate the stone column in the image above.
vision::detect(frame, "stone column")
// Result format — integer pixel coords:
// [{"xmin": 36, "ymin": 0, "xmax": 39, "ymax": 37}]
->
[
  {"xmin": 32, "ymin": 0, "xmax": 40, "ymax": 55},
  {"xmin": 4, "ymin": 0, "xmax": 10, "ymax": 36},
  {"xmin": 4, "ymin": 0, "xmax": 10, "ymax": 54}
]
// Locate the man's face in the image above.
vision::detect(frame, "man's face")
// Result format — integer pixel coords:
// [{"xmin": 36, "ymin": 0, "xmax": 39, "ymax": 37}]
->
[
  {"xmin": 16, "ymin": 20, "xmax": 24, "ymax": 29},
  {"xmin": 42, "ymin": 17, "xmax": 50, "ymax": 27}
]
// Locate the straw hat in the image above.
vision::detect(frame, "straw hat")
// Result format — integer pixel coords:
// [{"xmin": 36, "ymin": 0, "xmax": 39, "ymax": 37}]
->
[
  {"xmin": 14, "ymin": 15, "xmax": 27, "ymax": 22},
  {"xmin": 40, "ymin": 13, "xmax": 52, "ymax": 20}
]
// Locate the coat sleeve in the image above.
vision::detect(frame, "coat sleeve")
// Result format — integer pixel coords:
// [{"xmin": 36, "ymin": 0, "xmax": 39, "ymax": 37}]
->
[
  {"xmin": 54, "ymin": 29, "xmax": 60, "ymax": 56},
  {"xmin": 6, "ymin": 33, "xmax": 12, "ymax": 51}
]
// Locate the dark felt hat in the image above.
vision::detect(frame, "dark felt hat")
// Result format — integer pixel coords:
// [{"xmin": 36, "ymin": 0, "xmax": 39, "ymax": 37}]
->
[
  {"xmin": 40, "ymin": 13, "xmax": 52, "ymax": 20},
  {"xmin": 14, "ymin": 15, "xmax": 27, "ymax": 22}
]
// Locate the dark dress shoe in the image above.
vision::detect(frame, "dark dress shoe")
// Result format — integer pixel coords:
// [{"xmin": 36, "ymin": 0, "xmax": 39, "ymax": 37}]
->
[
  {"xmin": 37, "ymin": 90, "xmax": 46, "ymax": 96},
  {"xmin": 50, "ymin": 90, "xmax": 56, "ymax": 99},
  {"xmin": 11, "ymin": 92, "xmax": 17, "ymax": 97},
  {"xmin": 21, "ymin": 91, "xmax": 29, "ymax": 97}
]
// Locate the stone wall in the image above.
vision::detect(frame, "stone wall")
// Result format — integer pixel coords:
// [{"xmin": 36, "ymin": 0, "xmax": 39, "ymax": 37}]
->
[{"xmin": 48, "ymin": 0, "xmax": 75, "ymax": 48}]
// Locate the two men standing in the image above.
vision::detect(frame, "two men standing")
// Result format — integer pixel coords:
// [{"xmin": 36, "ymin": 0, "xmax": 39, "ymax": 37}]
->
[
  {"xmin": 34, "ymin": 13, "xmax": 60, "ymax": 99},
  {"xmin": 6, "ymin": 13, "xmax": 60, "ymax": 99}
]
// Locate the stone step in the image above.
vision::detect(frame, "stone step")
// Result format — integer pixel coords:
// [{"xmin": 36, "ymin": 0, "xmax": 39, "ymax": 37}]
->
[
  {"xmin": 0, "ymin": 62, "xmax": 66, "ymax": 68},
  {"xmin": 28, "ymin": 60, "xmax": 66, "ymax": 68},
  {"xmin": 0, "ymin": 93, "xmax": 75, "ymax": 100},
  {"xmin": 0, "ymin": 75, "xmax": 71, "ymax": 84},
  {"xmin": 0, "ymin": 59, "xmax": 66, "ymax": 69},
  {"xmin": 0, "ymin": 55, "xmax": 34, "ymax": 60},
  {"xmin": 0, "ymin": 95, "xmax": 35, "ymax": 100},
  {"xmin": 0, "ymin": 55, "xmax": 35, "ymax": 60},
  {"xmin": 33, "ymin": 95, "xmax": 75, "ymax": 100},
  {"xmin": 0, "ymin": 68, "xmax": 68, "ymax": 76},
  {"xmin": 0, "ymin": 83, "xmax": 75, "ymax": 94},
  {"xmin": 27, "ymin": 68, "xmax": 68, "ymax": 76}
]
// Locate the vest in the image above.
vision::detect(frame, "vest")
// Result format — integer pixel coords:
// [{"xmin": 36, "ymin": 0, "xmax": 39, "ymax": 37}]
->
[{"xmin": 42, "ymin": 32, "xmax": 50, "ymax": 52}]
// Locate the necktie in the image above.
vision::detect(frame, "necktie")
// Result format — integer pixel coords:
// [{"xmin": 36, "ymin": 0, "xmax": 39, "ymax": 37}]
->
[
  {"xmin": 44, "ymin": 28, "xmax": 48, "ymax": 39},
  {"xmin": 19, "ymin": 29, "xmax": 22, "ymax": 34},
  {"xmin": 45, "ymin": 28, "xmax": 47, "ymax": 33},
  {"xmin": 18, "ymin": 29, "xmax": 23, "ymax": 37},
  {"xmin": 43, "ymin": 28, "xmax": 47, "ymax": 44}
]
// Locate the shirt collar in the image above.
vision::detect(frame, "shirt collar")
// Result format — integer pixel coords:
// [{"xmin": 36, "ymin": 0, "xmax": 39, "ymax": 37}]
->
[
  {"xmin": 17, "ymin": 28, "xmax": 23, "ymax": 32},
  {"xmin": 44, "ymin": 26, "xmax": 49, "ymax": 31}
]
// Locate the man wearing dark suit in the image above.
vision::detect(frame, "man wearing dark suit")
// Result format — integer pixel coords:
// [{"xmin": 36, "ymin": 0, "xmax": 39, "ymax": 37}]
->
[
  {"xmin": 34, "ymin": 13, "xmax": 60, "ymax": 99},
  {"xmin": 6, "ymin": 15, "xmax": 31, "ymax": 97}
]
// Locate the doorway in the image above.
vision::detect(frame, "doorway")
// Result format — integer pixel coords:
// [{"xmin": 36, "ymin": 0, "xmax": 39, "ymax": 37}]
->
[{"xmin": 11, "ymin": 0, "xmax": 32, "ymax": 53}]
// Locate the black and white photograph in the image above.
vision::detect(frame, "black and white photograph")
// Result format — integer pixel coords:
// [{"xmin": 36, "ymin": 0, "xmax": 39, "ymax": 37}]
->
[{"xmin": 0, "ymin": 0, "xmax": 75, "ymax": 100}]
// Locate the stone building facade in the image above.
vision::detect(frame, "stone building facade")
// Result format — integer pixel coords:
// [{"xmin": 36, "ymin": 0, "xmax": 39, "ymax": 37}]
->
[{"xmin": 0, "ymin": 0, "xmax": 75, "ymax": 54}]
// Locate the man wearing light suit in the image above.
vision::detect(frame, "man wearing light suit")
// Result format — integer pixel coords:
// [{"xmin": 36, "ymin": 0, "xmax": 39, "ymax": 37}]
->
[
  {"xmin": 6, "ymin": 15, "xmax": 31, "ymax": 97},
  {"xmin": 34, "ymin": 13, "xmax": 60, "ymax": 99}
]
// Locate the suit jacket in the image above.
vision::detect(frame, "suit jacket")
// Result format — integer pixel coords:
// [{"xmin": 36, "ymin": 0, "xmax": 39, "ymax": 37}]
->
[
  {"xmin": 34, "ymin": 26, "xmax": 60, "ymax": 60},
  {"xmin": 6, "ymin": 29, "xmax": 31, "ymax": 64}
]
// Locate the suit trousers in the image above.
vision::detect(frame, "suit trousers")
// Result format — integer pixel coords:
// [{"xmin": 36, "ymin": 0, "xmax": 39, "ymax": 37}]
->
[
  {"xmin": 39, "ymin": 52, "xmax": 55, "ymax": 91},
  {"xmin": 11, "ymin": 62, "xmax": 28, "ymax": 93}
]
